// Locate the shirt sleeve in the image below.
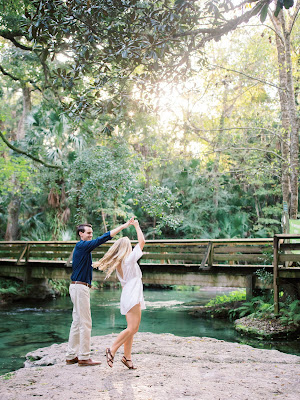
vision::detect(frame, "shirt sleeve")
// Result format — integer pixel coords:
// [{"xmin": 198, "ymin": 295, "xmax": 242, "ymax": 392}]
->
[
  {"xmin": 78, "ymin": 231, "xmax": 112, "ymax": 252},
  {"xmin": 122, "ymin": 244, "xmax": 143, "ymax": 281},
  {"xmin": 126, "ymin": 244, "xmax": 143, "ymax": 264}
]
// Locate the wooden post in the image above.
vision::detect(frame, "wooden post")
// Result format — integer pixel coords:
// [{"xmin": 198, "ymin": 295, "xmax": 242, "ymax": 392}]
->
[
  {"xmin": 273, "ymin": 235, "xmax": 280, "ymax": 315},
  {"xmin": 200, "ymin": 242, "xmax": 212, "ymax": 269},
  {"xmin": 208, "ymin": 241, "xmax": 214, "ymax": 268},
  {"xmin": 25, "ymin": 244, "xmax": 30, "ymax": 263},
  {"xmin": 16, "ymin": 244, "xmax": 28, "ymax": 265}
]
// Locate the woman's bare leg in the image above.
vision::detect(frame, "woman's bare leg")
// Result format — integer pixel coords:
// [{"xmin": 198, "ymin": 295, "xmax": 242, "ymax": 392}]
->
[
  {"xmin": 110, "ymin": 304, "xmax": 141, "ymax": 357},
  {"xmin": 123, "ymin": 334, "xmax": 134, "ymax": 360},
  {"xmin": 123, "ymin": 305, "xmax": 141, "ymax": 360}
]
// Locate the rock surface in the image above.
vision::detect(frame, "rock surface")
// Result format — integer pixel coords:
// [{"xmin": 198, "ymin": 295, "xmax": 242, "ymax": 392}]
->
[
  {"xmin": 235, "ymin": 316, "xmax": 300, "ymax": 339},
  {"xmin": 1, "ymin": 332, "xmax": 300, "ymax": 400}
]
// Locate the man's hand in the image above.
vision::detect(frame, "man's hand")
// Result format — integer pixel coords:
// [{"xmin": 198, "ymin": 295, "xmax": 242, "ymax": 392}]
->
[
  {"xmin": 125, "ymin": 216, "xmax": 135, "ymax": 227},
  {"xmin": 110, "ymin": 217, "xmax": 134, "ymax": 237}
]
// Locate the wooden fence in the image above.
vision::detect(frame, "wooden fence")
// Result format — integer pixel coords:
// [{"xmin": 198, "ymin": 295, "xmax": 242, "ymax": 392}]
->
[
  {"xmin": 1, "ymin": 237, "xmax": 300, "ymax": 313},
  {"xmin": 0, "ymin": 238, "xmax": 274, "ymax": 268},
  {"xmin": 273, "ymin": 234, "xmax": 300, "ymax": 313}
]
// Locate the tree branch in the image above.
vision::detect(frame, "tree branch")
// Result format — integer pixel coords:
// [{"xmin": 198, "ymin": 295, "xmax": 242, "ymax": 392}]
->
[
  {"xmin": 172, "ymin": 0, "xmax": 270, "ymax": 41},
  {"xmin": 267, "ymin": 9, "xmax": 285, "ymax": 44},
  {"xmin": 188, "ymin": 126, "xmax": 276, "ymax": 134},
  {"xmin": 0, "ymin": 65, "xmax": 42, "ymax": 92},
  {"xmin": 207, "ymin": 63, "xmax": 283, "ymax": 90},
  {"xmin": 0, "ymin": 30, "xmax": 33, "ymax": 51},
  {"xmin": 214, "ymin": 146, "xmax": 285, "ymax": 161},
  {"xmin": 0, "ymin": 131, "xmax": 62, "ymax": 169},
  {"xmin": 288, "ymin": 0, "xmax": 300, "ymax": 34},
  {"xmin": 0, "ymin": 65, "xmax": 20, "ymax": 81}
]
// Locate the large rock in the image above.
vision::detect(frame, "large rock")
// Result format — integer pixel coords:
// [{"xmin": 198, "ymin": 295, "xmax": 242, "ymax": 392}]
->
[
  {"xmin": 234, "ymin": 315, "xmax": 300, "ymax": 339},
  {"xmin": 1, "ymin": 332, "xmax": 300, "ymax": 400}
]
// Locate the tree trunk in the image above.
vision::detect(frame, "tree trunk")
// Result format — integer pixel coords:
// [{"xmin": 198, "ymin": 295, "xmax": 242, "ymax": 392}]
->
[
  {"xmin": 5, "ymin": 85, "xmax": 32, "ymax": 240},
  {"xmin": 213, "ymin": 82, "xmax": 229, "ymax": 208},
  {"xmin": 281, "ymin": 13, "xmax": 299, "ymax": 219},
  {"xmin": 274, "ymin": 29, "xmax": 291, "ymax": 217},
  {"xmin": 5, "ymin": 191, "xmax": 21, "ymax": 240},
  {"xmin": 17, "ymin": 84, "xmax": 31, "ymax": 140},
  {"xmin": 101, "ymin": 208, "xmax": 108, "ymax": 232},
  {"xmin": 271, "ymin": 9, "xmax": 299, "ymax": 223}
]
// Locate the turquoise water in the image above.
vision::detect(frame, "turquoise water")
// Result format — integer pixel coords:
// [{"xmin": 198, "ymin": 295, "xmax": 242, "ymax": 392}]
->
[{"xmin": 0, "ymin": 287, "xmax": 299, "ymax": 375}]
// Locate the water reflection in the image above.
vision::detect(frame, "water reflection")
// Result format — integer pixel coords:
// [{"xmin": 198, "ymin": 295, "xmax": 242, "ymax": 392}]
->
[{"xmin": 0, "ymin": 287, "xmax": 299, "ymax": 375}]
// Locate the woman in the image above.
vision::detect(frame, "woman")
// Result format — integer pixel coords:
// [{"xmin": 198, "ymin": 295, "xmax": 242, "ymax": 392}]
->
[{"xmin": 93, "ymin": 218, "xmax": 145, "ymax": 369}]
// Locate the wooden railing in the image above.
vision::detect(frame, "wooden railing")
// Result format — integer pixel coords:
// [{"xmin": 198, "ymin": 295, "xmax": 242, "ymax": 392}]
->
[
  {"xmin": 273, "ymin": 234, "xmax": 300, "ymax": 313},
  {"xmin": 1, "ymin": 237, "xmax": 300, "ymax": 312},
  {"xmin": 0, "ymin": 238, "xmax": 274, "ymax": 268}
]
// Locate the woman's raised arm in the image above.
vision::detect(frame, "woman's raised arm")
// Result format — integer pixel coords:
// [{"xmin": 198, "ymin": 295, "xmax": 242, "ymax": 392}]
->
[{"xmin": 132, "ymin": 219, "xmax": 145, "ymax": 250}]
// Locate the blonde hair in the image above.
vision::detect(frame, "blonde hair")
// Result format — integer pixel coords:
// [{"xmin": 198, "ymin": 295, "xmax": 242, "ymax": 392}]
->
[{"xmin": 93, "ymin": 237, "xmax": 132, "ymax": 279}]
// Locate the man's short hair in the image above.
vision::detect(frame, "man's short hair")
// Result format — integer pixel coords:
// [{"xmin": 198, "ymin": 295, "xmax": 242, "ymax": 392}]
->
[{"xmin": 76, "ymin": 223, "xmax": 92, "ymax": 236}]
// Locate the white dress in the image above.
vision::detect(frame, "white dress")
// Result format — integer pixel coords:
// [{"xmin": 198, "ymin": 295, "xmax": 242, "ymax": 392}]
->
[{"xmin": 116, "ymin": 244, "xmax": 146, "ymax": 315}]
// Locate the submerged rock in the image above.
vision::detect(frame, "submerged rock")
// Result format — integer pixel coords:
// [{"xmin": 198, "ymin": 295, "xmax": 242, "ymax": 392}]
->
[{"xmin": 234, "ymin": 315, "xmax": 300, "ymax": 339}]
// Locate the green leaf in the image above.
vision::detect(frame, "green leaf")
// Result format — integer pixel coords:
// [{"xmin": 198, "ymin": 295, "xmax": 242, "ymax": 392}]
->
[
  {"xmin": 283, "ymin": 0, "xmax": 294, "ymax": 9},
  {"xmin": 274, "ymin": 2, "xmax": 282, "ymax": 17},
  {"xmin": 260, "ymin": 4, "xmax": 269, "ymax": 23}
]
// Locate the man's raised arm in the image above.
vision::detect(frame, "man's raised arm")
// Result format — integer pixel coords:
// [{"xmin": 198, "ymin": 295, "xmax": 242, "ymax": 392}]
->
[{"xmin": 110, "ymin": 217, "xmax": 134, "ymax": 237}]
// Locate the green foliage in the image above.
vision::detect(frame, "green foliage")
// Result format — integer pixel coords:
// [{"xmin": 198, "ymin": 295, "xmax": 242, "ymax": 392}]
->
[
  {"xmin": 229, "ymin": 296, "xmax": 274, "ymax": 319},
  {"xmin": 205, "ymin": 290, "xmax": 246, "ymax": 307},
  {"xmin": 0, "ymin": 277, "xmax": 22, "ymax": 294},
  {"xmin": 275, "ymin": 0, "xmax": 294, "ymax": 18},
  {"xmin": 133, "ymin": 185, "xmax": 182, "ymax": 236},
  {"xmin": 255, "ymin": 268, "xmax": 273, "ymax": 288},
  {"xmin": 48, "ymin": 279, "xmax": 69, "ymax": 296},
  {"xmin": 0, "ymin": 137, "xmax": 37, "ymax": 195},
  {"xmin": 279, "ymin": 300, "xmax": 300, "ymax": 326},
  {"xmin": 0, "ymin": 1, "xmax": 297, "ymax": 242},
  {"xmin": 0, "ymin": 286, "xmax": 18, "ymax": 295},
  {"xmin": 0, "ymin": 277, "xmax": 33, "ymax": 297},
  {"xmin": 230, "ymin": 296, "xmax": 300, "ymax": 327}
]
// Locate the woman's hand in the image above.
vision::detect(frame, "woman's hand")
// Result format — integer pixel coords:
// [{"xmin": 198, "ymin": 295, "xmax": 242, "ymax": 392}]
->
[
  {"xmin": 132, "ymin": 219, "xmax": 139, "ymax": 227},
  {"xmin": 132, "ymin": 218, "xmax": 145, "ymax": 249},
  {"xmin": 125, "ymin": 217, "xmax": 135, "ymax": 227}
]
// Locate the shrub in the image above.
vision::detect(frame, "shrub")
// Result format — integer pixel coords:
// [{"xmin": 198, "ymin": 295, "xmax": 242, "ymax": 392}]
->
[
  {"xmin": 279, "ymin": 300, "xmax": 300, "ymax": 326},
  {"xmin": 205, "ymin": 290, "xmax": 246, "ymax": 307},
  {"xmin": 48, "ymin": 279, "xmax": 70, "ymax": 296}
]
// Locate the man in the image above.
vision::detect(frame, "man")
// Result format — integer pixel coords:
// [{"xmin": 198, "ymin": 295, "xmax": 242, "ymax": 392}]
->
[{"xmin": 66, "ymin": 217, "xmax": 134, "ymax": 366}]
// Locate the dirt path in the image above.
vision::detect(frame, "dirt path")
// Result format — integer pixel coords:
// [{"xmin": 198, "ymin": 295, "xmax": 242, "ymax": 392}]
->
[{"xmin": 1, "ymin": 332, "xmax": 300, "ymax": 400}]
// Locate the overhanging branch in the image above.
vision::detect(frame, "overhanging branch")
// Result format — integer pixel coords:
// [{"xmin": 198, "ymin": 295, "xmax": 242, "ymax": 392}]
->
[
  {"xmin": 0, "ymin": 65, "xmax": 42, "ymax": 92},
  {"xmin": 0, "ymin": 131, "xmax": 62, "ymax": 169},
  {"xmin": 0, "ymin": 30, "xmax": 33, "ymax": 51},
  {"xmin": 207, "ymin": 63, "xmax": 283, "ymax": 90},
  {"xmin": 173, "ymin": 0, "xmax": 270, "ymax": 42},
  {"xmin": 214, "ymin": 146, "xmax": 285, "ymax": 161}
]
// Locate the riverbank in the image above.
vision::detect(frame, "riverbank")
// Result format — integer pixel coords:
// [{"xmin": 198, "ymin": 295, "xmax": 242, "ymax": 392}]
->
[
  {"xmin": 1, "ymin": 332, "xmax": 300, "ymax": 400},
  {"xmin": 190, "ymin": 300, "xmax": 300, "ymax": 339}
]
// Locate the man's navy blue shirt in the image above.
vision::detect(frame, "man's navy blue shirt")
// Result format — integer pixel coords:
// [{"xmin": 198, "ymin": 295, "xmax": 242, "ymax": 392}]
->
[{"xmin": 71, "ymin": 231, "xmax": 112, "ymax": 285}]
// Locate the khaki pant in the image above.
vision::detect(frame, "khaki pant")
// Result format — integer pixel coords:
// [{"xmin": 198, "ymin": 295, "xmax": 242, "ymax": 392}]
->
[{"xmin": 66, "ymin": 284, "xmax": 92, "ymax": 361}]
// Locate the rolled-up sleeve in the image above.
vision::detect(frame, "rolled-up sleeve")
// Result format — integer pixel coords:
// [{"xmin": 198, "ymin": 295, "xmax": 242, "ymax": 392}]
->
[{"xmin": 78, "ymin": 231, "xmax": 112, "ymax": 252}]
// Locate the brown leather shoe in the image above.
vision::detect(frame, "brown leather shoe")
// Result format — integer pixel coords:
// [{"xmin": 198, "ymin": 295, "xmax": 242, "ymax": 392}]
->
[
  {"xmin": 78, "ymin": 359, "xmax": 101, "ymax": 366},
  {"xmin": 66, "ymin": 357, "xmax": 78, "ymax": 365}
]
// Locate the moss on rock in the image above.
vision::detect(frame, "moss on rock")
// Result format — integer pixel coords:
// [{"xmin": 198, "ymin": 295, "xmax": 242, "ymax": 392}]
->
[{"xmin": 234, "ymin": 315, "xmax": 300, "ymax": 339}]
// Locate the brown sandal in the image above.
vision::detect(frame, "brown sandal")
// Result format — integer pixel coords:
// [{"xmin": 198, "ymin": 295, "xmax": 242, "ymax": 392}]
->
[
  {"xmin": 106, "ymin": 348, "xmax": 114, "ymax": 368},
  {"xmin": 121, "ymin": 356, "xmax": 137, "ymax": 370}
]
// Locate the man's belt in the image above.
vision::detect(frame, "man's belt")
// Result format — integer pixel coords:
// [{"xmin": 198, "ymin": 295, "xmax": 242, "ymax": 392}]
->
[{"xmin": 71, "ymin": 281, "xmax": 92, "ymax": 288}]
